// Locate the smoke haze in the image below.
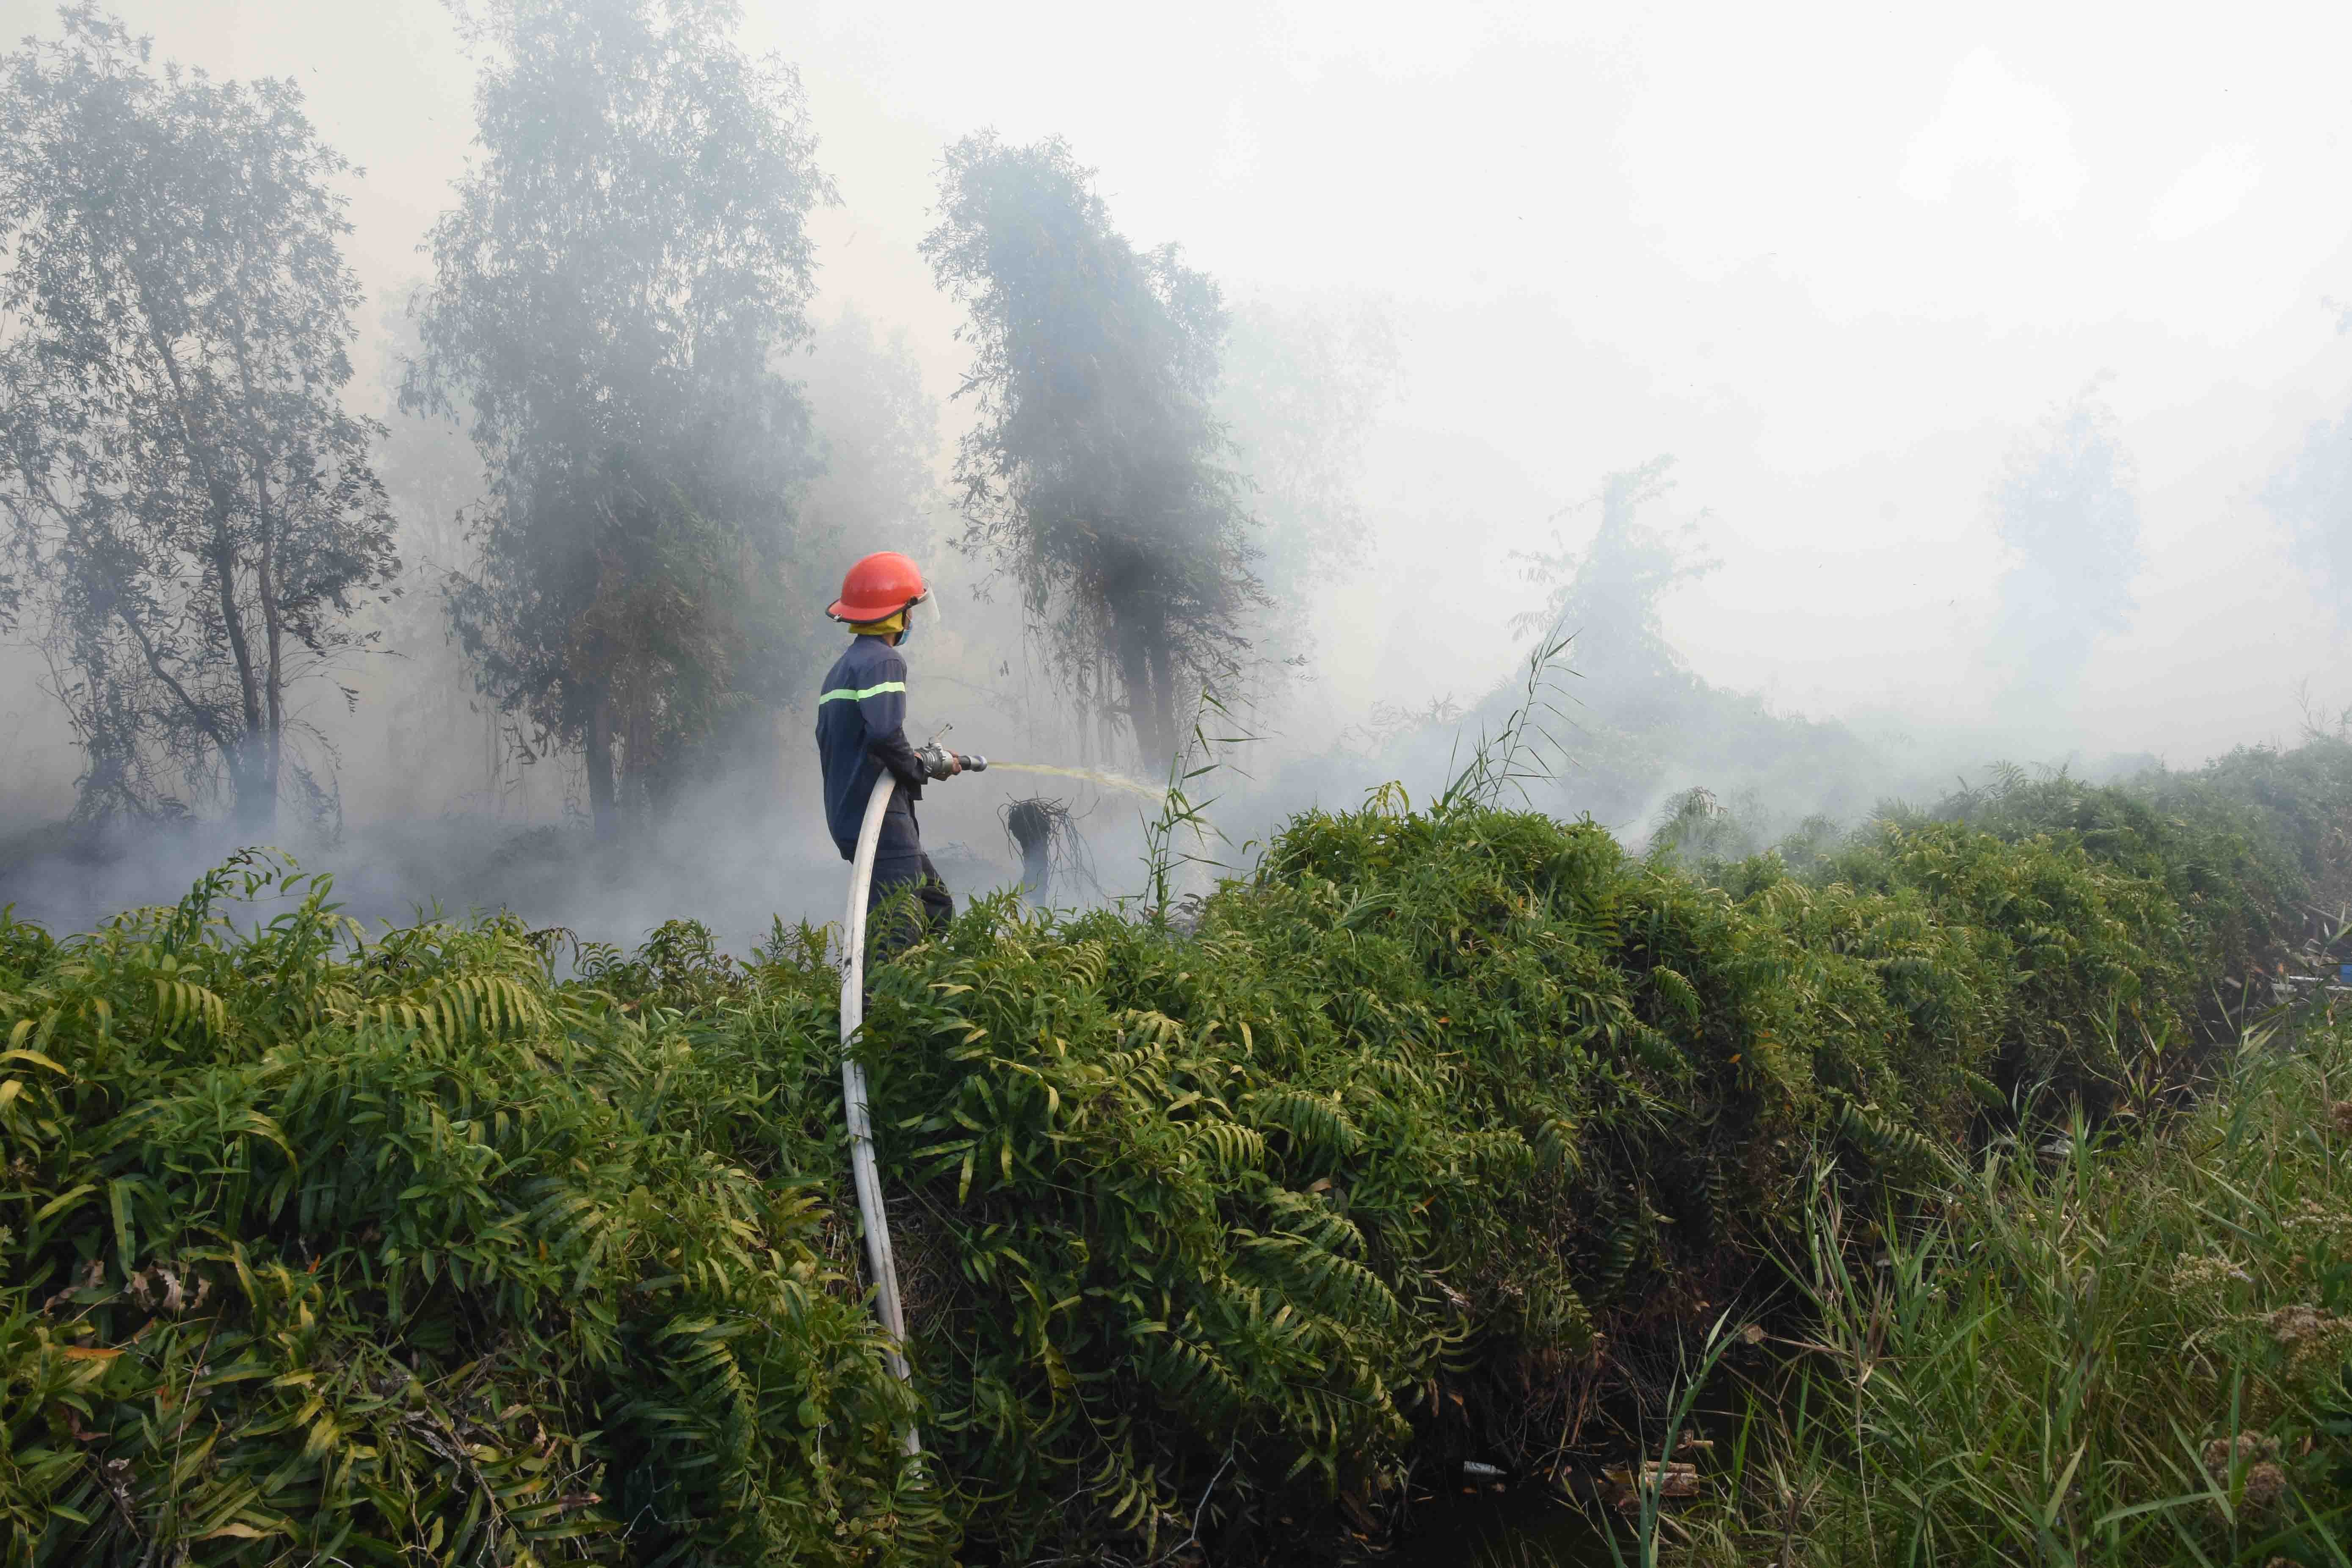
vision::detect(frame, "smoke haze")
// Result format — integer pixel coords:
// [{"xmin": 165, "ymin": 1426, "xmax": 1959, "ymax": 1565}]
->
[{"xmin": 4, "ymin": 0, "xmax": 2349, "ymax": 950}]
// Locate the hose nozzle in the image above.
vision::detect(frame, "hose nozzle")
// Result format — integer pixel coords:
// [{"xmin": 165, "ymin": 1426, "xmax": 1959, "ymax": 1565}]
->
[{"xmin": 916, "ymin": 741, "xmax": 987, "ymax": 780}]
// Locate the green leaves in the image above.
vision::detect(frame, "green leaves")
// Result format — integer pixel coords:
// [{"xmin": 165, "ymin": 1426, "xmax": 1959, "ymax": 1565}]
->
[
  {"xmin": 0, "ymin": 742, "xmax": 2280, "ymax": 1565},
  {"xmin": 0, "ymin": 865, "xmax": 939, "ymax": 1566}
]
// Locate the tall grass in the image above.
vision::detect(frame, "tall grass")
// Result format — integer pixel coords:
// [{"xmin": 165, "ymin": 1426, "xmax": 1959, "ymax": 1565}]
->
[{"xmin": 1676, "ymin": 1018, "xmax": 2352, "ymax": 1567}]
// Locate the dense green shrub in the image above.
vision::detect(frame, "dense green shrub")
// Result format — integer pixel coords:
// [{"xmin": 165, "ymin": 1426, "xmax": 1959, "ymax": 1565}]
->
[
  {"xmin": 0, "ymin": 854, "xmax": 937, "ymax": 1565},
  {"xmin": 850, "ymin": 792, "xmax": 2253, "ymax": 1556},
  {"xmin": 0, "ymin": 751, "xmax": 2318, "ymax": 1563}
]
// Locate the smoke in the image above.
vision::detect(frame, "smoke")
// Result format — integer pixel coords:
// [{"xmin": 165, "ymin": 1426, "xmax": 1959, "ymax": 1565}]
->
[
  {"xmin": 1985, "ymin": 384, "xmax": 2144, "ymax": 727},
  {"xmin": 6, "ymin": 1, "xmax": 2352, "ymax": 945},
  {"xmin": 2264, "ymin": 399, "xmax": 2352, "ymax": 624}
]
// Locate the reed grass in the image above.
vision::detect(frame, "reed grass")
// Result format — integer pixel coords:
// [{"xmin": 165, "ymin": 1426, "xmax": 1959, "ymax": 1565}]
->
[{"xmin": 1672, "ymin": 1016, "xmax": 2352, "ymax": 1567}]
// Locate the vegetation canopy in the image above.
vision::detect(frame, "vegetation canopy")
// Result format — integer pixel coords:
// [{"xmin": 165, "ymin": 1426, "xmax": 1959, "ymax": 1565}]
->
[
  {"xmin": 2, "ymin": 735, "xmax": 2328, "ymax": 1563},
  {"xmin": 924, "ymin": 132, "xmax": 1260, "ymax": 769}
]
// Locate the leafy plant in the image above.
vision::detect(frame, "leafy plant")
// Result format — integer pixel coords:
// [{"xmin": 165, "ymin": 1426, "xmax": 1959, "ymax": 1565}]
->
[
  {"xmin": 0, "ymin": 855, "xmax": 940, "ymax": 1564},
  {"xmin": 5, "ymin": 736, "xmax": 2341, "ymax": 1564}
]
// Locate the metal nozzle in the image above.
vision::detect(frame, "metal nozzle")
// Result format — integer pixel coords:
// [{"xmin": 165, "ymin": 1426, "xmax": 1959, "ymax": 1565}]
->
[{"xmin": 917, "ymin": 740, "xmax": 987, "ymax": 780}]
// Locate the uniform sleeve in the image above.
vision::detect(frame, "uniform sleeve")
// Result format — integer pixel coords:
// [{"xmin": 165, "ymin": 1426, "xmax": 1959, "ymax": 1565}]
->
[{"xmin": 859, "ymin": 649, "xmax": 927, "ymax": 796}]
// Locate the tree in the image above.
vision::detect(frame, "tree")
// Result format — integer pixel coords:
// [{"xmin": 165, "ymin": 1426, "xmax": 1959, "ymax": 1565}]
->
[
  {"xmin": 1217, "ymin": 298, "xmax": 1397, "ymax": 602},
  {"xmin": 405, "ymin": 0, "xmax": 831, "ymax": 839},
  {"xmin": 0, "ymin": 6, "xmax": 397, "ymax": 830},
  {"xmin": 796, "ymin": 308, "xmax": 940, "ymax": 558},
  {"xmin": 1510, "ymin": 455, "xmax": 1716, "ymax": 681},
  {"xmin": 924, "ymin": 133, "xmax": 1258, "ymax": 768},
  {"xmin": 1986, "ymin": 386, "xmax": 2141, "ymax": 709},
  {"xmin": 2265, "ymin": 406, "xmax": 2352, "ymax": 624}
]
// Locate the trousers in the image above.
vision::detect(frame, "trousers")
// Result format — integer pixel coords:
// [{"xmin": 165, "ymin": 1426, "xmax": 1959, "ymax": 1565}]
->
[{"xmin": 867, "ymin": 797, "xmax": 954, "ymax": 959}]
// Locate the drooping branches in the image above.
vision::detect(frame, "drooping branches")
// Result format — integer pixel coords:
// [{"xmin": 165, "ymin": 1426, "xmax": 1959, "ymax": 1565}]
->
[{"xmin": 924, "ymin": 133, "xmax": 1259, "ymax": 767}]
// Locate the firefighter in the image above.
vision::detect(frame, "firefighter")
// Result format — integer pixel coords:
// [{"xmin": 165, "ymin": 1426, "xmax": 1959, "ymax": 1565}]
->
[{"xmin": 815, "ymin": 551, "xmax": 958, "ymax": 951}]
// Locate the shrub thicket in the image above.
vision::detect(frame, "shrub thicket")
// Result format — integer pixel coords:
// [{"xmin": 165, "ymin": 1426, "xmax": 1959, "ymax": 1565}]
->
[
  {"xmin": 0, "ymin": 855, "xmax": 936, "ymax": 1565},
  {"xmin": 0, "ymin": 754, "xmax": 2325, "ymax": 1563}
]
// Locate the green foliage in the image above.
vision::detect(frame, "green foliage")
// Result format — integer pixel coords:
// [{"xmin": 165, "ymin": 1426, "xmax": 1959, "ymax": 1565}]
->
[
  {"xmin": 836, "ymin": 773, "xmax": 2246, "ymax": 1557},
  {"xmin": 1927, "ymin": 762, "xmax": 2301, "ymax": 985},
  {"xmin": 1676, "ymin": 1021, "xmax": 2352, "ymax": 1568},
  {"xmin": 0, "ymin": 853, "xmax": 937, "ymax": 1564},
  {"xmin": 0, "ymin": 737, "xmax": 2312, "ymax": 1563},
  {"xmin": 2144, "ymin": 733, "xmax": 2352, "ymax": 920}
]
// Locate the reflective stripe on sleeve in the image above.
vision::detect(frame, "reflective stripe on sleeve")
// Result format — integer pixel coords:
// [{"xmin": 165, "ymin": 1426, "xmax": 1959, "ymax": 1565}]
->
[{"xmin": 818, "ymin": 680, "xmax": 908, "ymax": 704}]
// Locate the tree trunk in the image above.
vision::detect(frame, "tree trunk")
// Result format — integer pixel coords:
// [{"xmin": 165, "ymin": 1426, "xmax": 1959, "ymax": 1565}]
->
[
  {"xmin": 1113, "ymin": 611, "xmax": 1171, "ymax": 774},
  {"xmin": 217, "ymin": 721, "xmax": 270, "ymax": 833},
  {"xmin": 237, "ymin": 338, "xmax": 283, "ymax": 828},
  {"xmin": 586, "ymin": 693, "xmax": 618, "ymax": 842},
  {"xmin": 254, "ymin": 464, "xmax": 284, "ymax": 825},
  {"xmin": 623, "ymin": 704, "xmax": 654, "ymax": 829},
  {"xmin": 135, "ymin": 291, "xmax": 271, "ymax": 829}
]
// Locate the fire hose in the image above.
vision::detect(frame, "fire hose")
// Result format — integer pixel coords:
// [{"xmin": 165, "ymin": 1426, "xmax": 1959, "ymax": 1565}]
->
[{"xmin": 838, "ymin": 741, "xmax": 986, "ymax": 1458}]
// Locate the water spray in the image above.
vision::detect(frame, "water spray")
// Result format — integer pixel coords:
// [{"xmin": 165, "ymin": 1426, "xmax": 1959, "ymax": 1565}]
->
[{"xmin": 982, "ymin": 761, "xmax": 1166, "ymax": 804}]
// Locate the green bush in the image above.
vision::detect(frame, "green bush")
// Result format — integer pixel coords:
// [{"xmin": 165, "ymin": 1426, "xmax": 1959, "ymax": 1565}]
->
[
  {"xmin": 0, "ymin": 753, "xmax": 2313, "ymax": 1563},
  {"xmin": 849, "ymin": 792, "xmax": 2250, "ymax": 1556},
  {"xmin": 0, "ymin": 853, "xmax": 938, "ymax": 1565}
]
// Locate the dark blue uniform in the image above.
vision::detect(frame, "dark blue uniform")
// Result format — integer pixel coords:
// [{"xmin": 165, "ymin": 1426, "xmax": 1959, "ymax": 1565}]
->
[{"xmin": 815, "ymin": 633, "xmax": 952, "ymax": 948}]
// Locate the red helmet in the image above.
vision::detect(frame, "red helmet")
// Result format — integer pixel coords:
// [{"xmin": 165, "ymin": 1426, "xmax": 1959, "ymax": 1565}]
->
[{"xmin": 827, "ymin": 551, "xmax": 928, "ymax": 623}]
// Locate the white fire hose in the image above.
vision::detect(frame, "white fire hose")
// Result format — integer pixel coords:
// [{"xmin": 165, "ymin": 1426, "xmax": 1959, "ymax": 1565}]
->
[{"xmin": 839, "ymin": 772, "xmax": 920, "ymax": 1457}]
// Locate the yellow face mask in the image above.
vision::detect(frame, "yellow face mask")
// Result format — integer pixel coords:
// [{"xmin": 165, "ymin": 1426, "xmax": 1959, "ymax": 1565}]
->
[{"xmin": 849, "ymin": 610, "xmax": 907, "ymax": 638}]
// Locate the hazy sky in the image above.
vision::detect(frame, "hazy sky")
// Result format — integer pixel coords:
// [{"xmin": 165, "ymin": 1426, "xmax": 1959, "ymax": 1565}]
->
[{"xmin": 8, "ymin": 0, "xmax": 2350, "ymax": 766}]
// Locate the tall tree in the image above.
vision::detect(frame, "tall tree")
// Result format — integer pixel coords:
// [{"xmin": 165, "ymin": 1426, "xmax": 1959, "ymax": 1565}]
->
[
  {"xmin": 924, "ymin": 133, "xmax": 1258, "ymax": 767},
  {"xmin": 0, "ymin": 6, "xmax": 397, "ymax": 829},
  {"xmin": 405, "ymin": 0, "xmax": 830, "ymax": 839},
  {"xmin": 1986, "ymin": 386, "xmax": 2142, "ymax": 710},
  {"xmin": 1510, "ymin": 456, "xmax": 1716, "ymax": 682},
  {"xmin": 2265, "ymin": 404, "xmax": 2352, "ymax": 624},
  {"xmin": 1215, "ymin": 297, "xmax": 1398, "ymax": 685}
]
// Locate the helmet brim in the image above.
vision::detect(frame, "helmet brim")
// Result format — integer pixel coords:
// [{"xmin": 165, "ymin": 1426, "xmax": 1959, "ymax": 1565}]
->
[{"xmin": 828, "ymin": 590, "xmax": 927, "ymax": 623}]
